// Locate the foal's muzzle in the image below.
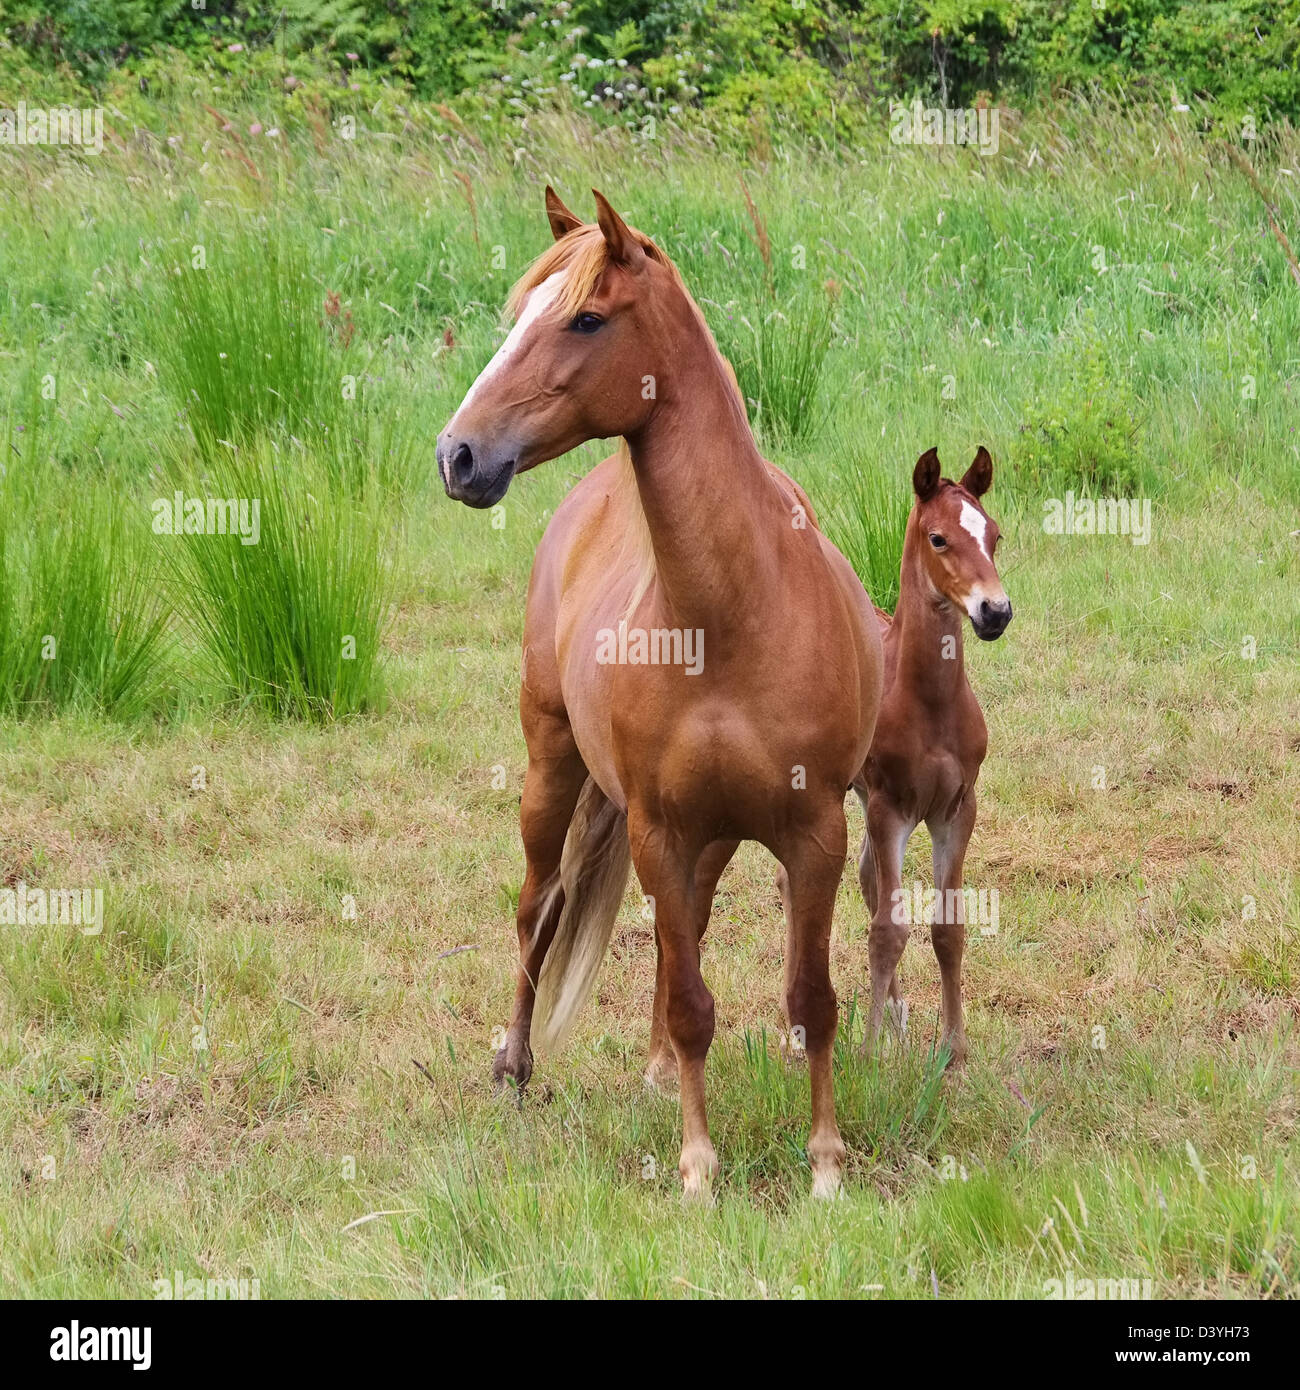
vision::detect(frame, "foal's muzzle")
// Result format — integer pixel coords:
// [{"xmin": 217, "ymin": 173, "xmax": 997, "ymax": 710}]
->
[
  {"xmin": 972, "ymin": 596, "xmax": 1013, "ymax": 641},
  {"xmin": 436, "ymin": 432, "xmax": 517, "ymax": 509}
]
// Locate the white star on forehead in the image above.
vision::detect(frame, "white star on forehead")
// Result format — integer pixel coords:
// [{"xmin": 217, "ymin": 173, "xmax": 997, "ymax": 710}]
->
[{"xmin": 958, "ymin": 498, "xmax": 990, "ymax": 560}]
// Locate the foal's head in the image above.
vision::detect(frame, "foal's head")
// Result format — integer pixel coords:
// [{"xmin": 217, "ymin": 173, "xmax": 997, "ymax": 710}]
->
[
  {"xmin": 437, "ymin": 187, "xmax": 687, "ymax": 508},
  {"xmin": 910, "ymin": 446, "xmax": 1013, "ymax": 641}
]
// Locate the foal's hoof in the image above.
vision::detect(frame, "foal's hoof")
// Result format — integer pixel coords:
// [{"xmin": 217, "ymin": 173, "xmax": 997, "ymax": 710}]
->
[
  {"xmin": 887, "ymin": 998, "xmax": 910, "ymax": 1040},
  {"xmin": 643, "ymin": 1051, "xmax": 678, "ymax": 1092},
  {"xmin": 492, "ymin": 1042, "xmax": 533, "ymax": 1103}
]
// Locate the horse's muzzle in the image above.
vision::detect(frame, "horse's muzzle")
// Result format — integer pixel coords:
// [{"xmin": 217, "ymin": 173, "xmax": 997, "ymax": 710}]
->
[
  {"xmin": 971, "ymin": 596, "xmax": 1013, "ymax": 641},
  {"xmin": 437, "ymin": 435, "xmax": 516, "ymax": 509}
]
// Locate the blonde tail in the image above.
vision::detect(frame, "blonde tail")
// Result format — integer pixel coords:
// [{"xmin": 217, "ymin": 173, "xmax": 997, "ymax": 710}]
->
[{"xmin": 531, "ymin": 778, "xmax": 631, "ymax": 1054}]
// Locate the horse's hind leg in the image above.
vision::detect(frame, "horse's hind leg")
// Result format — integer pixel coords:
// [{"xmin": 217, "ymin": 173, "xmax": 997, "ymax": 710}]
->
[
  {"xmin": 493, "ymin": 722, "xmax": 588, "ymax": 1096},
  {"xmin": 928, "ymin": 791, "xmax": 977, "ymax": 1070},
  {"xmin": 646, "ymin": 837, "xmax": 738, "ymax": 1090}
]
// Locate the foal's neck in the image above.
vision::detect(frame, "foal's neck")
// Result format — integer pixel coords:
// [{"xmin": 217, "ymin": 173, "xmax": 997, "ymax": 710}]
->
[
  {"xmin": 892, "ymin": 523, "xmax": 966, "ymax": 706},
  {"xmin": 623, "ymin": 303, "xmax": 783, "ymax": 631}
]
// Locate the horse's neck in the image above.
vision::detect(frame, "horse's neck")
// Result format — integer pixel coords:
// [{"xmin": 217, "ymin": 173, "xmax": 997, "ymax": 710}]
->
[
  {"xmin": 624, "ymin": 333, "xmax": 781, "ymax": 631},
  {"xmin": 891, "ymin": 529, "xmax": 965, "ymax": 705}
]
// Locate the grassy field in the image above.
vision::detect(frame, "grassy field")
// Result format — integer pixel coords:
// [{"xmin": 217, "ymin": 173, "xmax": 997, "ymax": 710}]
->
[{"xmin": 1, "ymin": 92, "xmax": 1298, "ymax": 1298}]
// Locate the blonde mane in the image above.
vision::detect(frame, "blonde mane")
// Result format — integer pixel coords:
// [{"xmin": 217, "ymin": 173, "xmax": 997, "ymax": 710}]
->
[{"xmin": 505, "ymin": 221, "xmax": 807, "ymax": 620}]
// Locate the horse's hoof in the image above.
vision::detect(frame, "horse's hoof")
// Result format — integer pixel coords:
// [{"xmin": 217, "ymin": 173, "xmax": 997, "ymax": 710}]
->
[
  {"xmin": 679, "ymin": 1142, "xmax": 719, "ymax": 1204},
  {"xmin": 811, "ymin": 1168, "xmax": 845, "ymax": 1200},
  {"xmin": 492, "ymin": 1042, "xmax": 533, "ymax": 1103}
]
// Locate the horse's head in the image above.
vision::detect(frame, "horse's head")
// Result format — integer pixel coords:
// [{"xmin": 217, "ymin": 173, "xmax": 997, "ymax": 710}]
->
[
  {"xmin": 910, "ymin": 446, "xmax": 1012, "ymax": 641},
  {"xmin": 437, "ymin": 188, "xmax": 680, "ymax": 508}
]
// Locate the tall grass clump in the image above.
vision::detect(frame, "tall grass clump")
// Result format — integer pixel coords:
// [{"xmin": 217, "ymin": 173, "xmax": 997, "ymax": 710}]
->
[
  {"xmin": 688, "ymin": 181, "xmax": 837, "ymax": 445},
  {"xmin": 1010, "ymin": 320, "xmax": 1151, "ymax": 496},
  {"xmin": 0, "ymin": 470, "xmax": 170, "ymax": 718},
  {"xmin": 810, "ymin": 432, "xmax": 912, "ymax": 612},
  {"xmin": 160, "ymin": 444, "xmax": 397, "ymax": 721},
  {"xmin": 720, "ymin": 286, "xmax": 837, "ymax": 446},
  {"xmin": 155, "ymin": 223, "xmax": 357, "ymax": 456}
]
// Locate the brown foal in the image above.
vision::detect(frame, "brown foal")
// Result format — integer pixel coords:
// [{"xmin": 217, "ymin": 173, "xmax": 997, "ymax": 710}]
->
[
  {"xmin": 853, "ymin": 446, "xmax": 1011, "ymax": 1067},
  {"xmin": 436, "ymin": 188, "xmax": 882, "ymax": 1199}
]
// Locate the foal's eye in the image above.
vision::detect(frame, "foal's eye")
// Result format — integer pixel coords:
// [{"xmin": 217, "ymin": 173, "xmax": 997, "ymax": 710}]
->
[
  {"xmin": 929, "ymin": 533, "xmax": 947, "ymax": 550},
  {"xmin": 571, "ymin": 313, "xmax": 604, "ymax": 334}
]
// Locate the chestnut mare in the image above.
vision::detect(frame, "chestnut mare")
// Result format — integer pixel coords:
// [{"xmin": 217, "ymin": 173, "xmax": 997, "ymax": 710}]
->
[
  {"xmin": 437, "ymin": 189, "xmax": 882, "ymax": 1199},
  {"xmin": 853, "ymin": 447, "xmax": 1011, "ymax": 1067}
]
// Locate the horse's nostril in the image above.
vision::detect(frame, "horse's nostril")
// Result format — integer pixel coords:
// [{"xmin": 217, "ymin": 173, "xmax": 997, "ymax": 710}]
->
[{"xmin": 451, "ymin": 442, "xmax": 474, "ymax": 482}]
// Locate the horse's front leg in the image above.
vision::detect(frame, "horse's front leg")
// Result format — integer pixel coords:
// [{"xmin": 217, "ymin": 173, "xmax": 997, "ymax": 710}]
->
[
  {"xmin": 777, "ymin": 803, "xmax": 850, "ymax": 1199},
  {"xmin": 631, "ymin": 815, "xmax": 716, "ymax": 1200},
  {"xmin": 646, "ymin": 837, "xmax": 738, "ymax": 1090},
  {"xmin": 928, "ymin": 790, "xmax": 977, "ymax": 1070}
]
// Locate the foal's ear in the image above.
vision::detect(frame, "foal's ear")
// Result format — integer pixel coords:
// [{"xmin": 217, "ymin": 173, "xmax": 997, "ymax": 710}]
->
[
  {"xmin": 592, "ymin": 189, "xmax": 641, "ymax": 266},
  {"xmin": 913, "ymin": 447, "xmax": 942, "ymax": 501},
  {"xmin": 544, "ymin": 185, "xmax": 583, "ymax": 241},
  {"xmin": 959, "ymin": 445, "xmax": 993, "ymax": 498}
]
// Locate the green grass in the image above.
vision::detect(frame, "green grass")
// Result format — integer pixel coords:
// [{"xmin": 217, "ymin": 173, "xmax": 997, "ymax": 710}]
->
[{"xmin": 0, "ymin": 92, "xmax": 1297, "ymax": 1298}]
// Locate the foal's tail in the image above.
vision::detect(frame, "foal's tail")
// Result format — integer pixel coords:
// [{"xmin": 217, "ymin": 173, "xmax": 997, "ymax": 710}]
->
[{"xmin": 531, "ymin": 778, "xmax": 631, "ymax": 1055}]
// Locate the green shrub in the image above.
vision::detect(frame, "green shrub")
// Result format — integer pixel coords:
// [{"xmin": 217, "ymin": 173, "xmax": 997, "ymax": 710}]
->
[{"xmin": 1011, "ymin": 324, "xmax": 1149, "ymax": 494}]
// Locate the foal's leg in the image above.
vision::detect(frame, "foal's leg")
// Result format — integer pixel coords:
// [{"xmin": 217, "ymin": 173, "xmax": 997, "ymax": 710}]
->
[
  {"xmin": 852, "ymin": 783, "xmax": 878, "ymax": 916},
  {"xmin": 630, "ymin": 816, "xmax": 715, "ymax": 1199},
  {"xmin": 778, "ymin": 806, "xmax": 850, "ymax": 1199},
  {"xmin": 647, "ymin": 837, "xmax": 738, "ymax": 1090},
  {"xmin": 928, "ymin": 791, "xmax": 977, "ymax": 1070},
  {"xmin": 492, "ymin": 732, "xmax": 588, "ymax": 1094},
  {"xmin": 863, "ymin": 796, "xmax": 913, "ymax": 1055}
]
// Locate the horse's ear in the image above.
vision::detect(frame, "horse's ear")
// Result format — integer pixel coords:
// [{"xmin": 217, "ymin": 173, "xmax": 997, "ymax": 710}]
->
[
  {"xmin": 913, "ymin": 447, "xmax": 942, "ymax": 501},
  {"xmin": 592, "ymin": 189, "xmax": 640, "ymax": 265},
  {"xmin": 960, "ymin": 446, "xmax": 993, "ymax": 498},
  {"xmin": 545, "ymin": 185, "xmax": 583, "ymax": 241}
]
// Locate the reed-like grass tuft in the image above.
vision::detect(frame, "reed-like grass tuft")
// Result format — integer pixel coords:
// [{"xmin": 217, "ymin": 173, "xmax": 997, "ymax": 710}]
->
[
  {"xmin": 810, "ymin": 433, "xmax": 912, "ymax": 612},
  {"xmin": 158, "ymin": 444, "xmax": 397, "ymax": 721},
  {"xmin": 155, "ymin": 224, "xmax": 358, "ymax": 456},
  {"xmin": 0, "ymin": 471, "xmax": 170, "ymax": 718}
]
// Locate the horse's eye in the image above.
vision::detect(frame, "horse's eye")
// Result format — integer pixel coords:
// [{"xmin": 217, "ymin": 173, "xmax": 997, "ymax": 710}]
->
[
  {"xmin": 572, "ymin": 313, "xmax": 604, "ymax": 334},
  {"xmin": 929, "ymin": 533, "xmax": 947, "ymax": 550}
]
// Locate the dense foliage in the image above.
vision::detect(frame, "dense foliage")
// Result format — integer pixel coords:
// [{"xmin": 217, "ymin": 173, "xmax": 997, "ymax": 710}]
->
[{"xmin": 4, "ymin": 1, "xmax": 1299, "ymax": 133}]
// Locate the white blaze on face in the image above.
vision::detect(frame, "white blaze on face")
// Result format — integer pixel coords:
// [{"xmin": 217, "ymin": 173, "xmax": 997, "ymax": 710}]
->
[
  {"xmin": 451, "ymin": 269, "xmax": 569, "ymax": 426},
  {"xmin": 957, "ymin": 499, "xmax": 996, "ymax": 619}
]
